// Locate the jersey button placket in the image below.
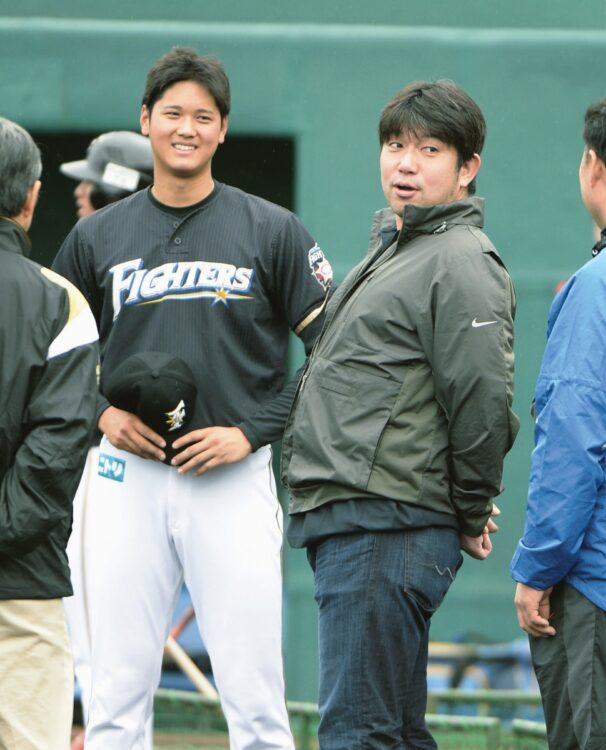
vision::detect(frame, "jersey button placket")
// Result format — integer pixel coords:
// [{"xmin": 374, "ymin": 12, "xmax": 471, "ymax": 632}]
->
[{"xmin": 166, "ymin": 216, "xmax": 189, "ymax": 255}]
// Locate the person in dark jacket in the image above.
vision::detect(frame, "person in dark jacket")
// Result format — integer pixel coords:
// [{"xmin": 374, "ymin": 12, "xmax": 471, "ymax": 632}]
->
[
  {"xmin": 0, "ymin": 117, "xmax": 98, "ymax": 748},
  {"xmin": 511, "ymin": 99, "xmax": 606, "ymax": 750},
  {"xmin": 282, "ymin": 81, "xmax": 519, "ymax": 750}
]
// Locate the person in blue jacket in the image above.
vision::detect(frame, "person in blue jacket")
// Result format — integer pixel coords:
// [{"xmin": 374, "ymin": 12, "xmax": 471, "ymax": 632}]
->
[{"xmin": 511, "ymin": 97, "xmax": 606, "ymax": 750}]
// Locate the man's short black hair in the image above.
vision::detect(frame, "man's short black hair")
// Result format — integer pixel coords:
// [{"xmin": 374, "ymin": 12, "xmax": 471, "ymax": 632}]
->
[
  {"xmin": 142, "ymin": 46, "xmax": 231, "ymax": 120},
  {"xmin": 583, "ymin": 98, "xmax": 606, "ymax": 164},
  {"xmin": 378, "ymin": 80, "xmax": 486, "ymax": 195}
]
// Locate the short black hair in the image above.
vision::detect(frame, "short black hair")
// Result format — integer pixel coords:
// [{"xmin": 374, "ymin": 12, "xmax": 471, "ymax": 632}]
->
[
  {"xmin": 378, "ymin": 80, "xmax": 486, "ymax": 195},
  {"xmin": 583, "ymin": 98, "xmax": 606, "ymax": 164},
  {"xmin": 0, "ymin": 117, "xmax": 42, "ymax": 219},
  {"xmin": 142, "ymin": 46, "xmax": 231, "ymax": 120}
]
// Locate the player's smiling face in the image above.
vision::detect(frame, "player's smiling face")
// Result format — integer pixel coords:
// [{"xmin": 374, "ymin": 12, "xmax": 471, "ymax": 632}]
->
[
  {"xmin": 140, "ymin": 80, "xmax": 228, "ymax": 183},
  {"xmin": 380, "ymin": 131, "xmax": 480, "ymax": 230}
]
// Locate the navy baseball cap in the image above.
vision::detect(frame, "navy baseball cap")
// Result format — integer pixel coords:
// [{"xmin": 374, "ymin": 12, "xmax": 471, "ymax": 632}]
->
[{"xmin": 104, "ymin": 352, "xmax": 198, "ymax": 448}]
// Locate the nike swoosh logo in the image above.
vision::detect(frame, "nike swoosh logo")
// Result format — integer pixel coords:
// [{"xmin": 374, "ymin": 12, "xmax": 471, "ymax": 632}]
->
[{"xmin": 472, "ymin": 318, "xmax": 497, "ymax": 328}]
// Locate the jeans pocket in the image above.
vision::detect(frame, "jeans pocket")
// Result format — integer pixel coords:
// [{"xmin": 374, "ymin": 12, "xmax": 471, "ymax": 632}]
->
[{"xmin": 404, "ymin": 528, "xmax": 463, "ymax": 616}]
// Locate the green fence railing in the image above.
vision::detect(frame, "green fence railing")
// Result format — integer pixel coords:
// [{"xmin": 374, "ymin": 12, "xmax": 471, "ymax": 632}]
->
[{"xmin": 153, "ymin": 688, "xmax": 549, "ymax": 750}]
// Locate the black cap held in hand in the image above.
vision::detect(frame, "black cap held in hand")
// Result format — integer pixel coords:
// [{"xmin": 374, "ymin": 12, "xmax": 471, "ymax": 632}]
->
[{"xmin": 104, "ymin": 352, "xmax": 198, "ymax": 438}]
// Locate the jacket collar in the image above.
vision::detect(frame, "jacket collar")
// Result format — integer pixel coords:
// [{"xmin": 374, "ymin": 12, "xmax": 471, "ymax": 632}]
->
[
  {"xmin": 591, "ymin": 225, "xmax": 606, "ymax": 257},
  {"xmin": 370, "ymin": 197, "xmax": 485, "ymax": 249},
  {"xmin": 0, "ymin": 217, "xmax": 32, "ymax": 258}
]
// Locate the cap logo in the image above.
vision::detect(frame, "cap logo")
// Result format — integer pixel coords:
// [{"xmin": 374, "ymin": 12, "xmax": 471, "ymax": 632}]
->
[
  {"xmin": 104, "ymin": 351, "xmax": 198, "ymax": 446},
  {"xmin": 166, "ymin": 399, "xmax": 187, "ymax": 432},
  {"xmin": 102, "ymin": 162, "xmax": 140, "ymax": 191}
]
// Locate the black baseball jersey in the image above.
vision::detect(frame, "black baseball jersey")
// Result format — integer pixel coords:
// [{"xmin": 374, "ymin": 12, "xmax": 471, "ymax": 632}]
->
[{"xmin": 52, "ymin": 182, "xmax": 333, "ymax": 450}]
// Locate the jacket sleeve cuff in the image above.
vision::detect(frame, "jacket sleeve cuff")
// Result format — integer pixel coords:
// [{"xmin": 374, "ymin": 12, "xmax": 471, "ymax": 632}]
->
[
  {"xmin": 452, "ymin": 494, "xmax": 492, "ymax": 537},
  {"xmin": 510, "ymin": 541, "xmax": 570, "ymax": 590}
]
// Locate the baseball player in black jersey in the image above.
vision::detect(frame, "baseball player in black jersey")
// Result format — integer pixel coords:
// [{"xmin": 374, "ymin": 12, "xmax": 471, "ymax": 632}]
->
[
  {"xmin": 52, "ymin": 48, "xmax": 333, "ymax": 749},
  {"xmin": 59, "ymin": 131, "xmax": 154, "ymax": 750}
]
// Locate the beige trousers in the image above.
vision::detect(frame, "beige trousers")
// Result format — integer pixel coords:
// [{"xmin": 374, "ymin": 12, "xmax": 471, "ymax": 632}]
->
[{"xmin": 0, "ymin": 599, "xmax": 73, "ymax": 750}]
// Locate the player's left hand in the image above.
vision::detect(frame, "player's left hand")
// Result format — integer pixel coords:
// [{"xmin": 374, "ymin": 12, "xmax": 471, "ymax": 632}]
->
[{"xmin": 171, "ymin": 426, "xmax": 252, "ymax": 476}]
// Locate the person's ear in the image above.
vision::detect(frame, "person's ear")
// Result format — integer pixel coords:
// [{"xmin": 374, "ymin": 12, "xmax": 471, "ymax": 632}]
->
[
  {"xmin": 218, "ymin": 116, "xmax": 229, "ymax": 145},
  {"xmin": 140, "ymin": 105, "xmax": 150, "ymax": 137},
  {"xmin": 587, "ymin": 149, "xmax": 605, "ymax": 187},
  {"xmin": 459, "ymin": 153, "xmax": 481, "ymax": 190},
  {"xmin": 16, "ymin": 180, "xmax": 41, "ymax": 231}
]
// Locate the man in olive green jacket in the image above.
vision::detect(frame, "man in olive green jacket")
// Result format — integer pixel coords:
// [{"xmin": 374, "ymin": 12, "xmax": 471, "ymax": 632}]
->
[{"xmin": 281, "ymin": 80, "xmax": 519, "ymax": 750}]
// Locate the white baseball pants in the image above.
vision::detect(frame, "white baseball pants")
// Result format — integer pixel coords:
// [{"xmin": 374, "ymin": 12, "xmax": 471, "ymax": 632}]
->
[
  {"xmin": 84, "ymin": 438, "xmax": 294, "ymax": 750},
  {"xmin": 64, "ymin": 446, "xmax": 153, "ymax": 747}
]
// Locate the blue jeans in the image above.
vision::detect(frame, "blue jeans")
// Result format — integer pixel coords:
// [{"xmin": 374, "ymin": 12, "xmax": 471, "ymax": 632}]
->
[{"xmin": 308, "ymin": 528, "xmax": 463, "ymax": 750}]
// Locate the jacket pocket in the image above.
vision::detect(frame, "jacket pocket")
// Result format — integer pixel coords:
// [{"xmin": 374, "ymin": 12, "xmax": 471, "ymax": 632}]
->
[{"xmin": 287, "ymin": 356, "xmax": 402, "ymax": 490}]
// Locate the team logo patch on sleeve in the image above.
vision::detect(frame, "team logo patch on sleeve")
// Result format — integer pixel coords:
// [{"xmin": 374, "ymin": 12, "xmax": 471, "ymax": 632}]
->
[
  {"xmin": 98, "ymin": 454, "xmax": 126, "ymax": 482},
  {"xmin": 308, "ymin": 244, "xmax": 333, "ymax": 290}
]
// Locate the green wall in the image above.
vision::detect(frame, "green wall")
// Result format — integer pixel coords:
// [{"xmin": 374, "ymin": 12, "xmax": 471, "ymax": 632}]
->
[
  {"xmin": 6, "ymin": 0, "xmax": 606, "ymax": 29},
  {"xmin": 1, "ymin": 7, "xmax": 605, "ymax": 699}
]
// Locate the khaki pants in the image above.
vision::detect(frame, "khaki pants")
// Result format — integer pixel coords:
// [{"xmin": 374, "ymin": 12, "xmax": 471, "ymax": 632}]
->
[{"xmin": 0, "ymin": 599, "xmax": 73, "ymax": 750}]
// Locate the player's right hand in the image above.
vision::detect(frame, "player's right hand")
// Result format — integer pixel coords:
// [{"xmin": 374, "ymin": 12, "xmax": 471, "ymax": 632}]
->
[
  {"xmin": 98, "ymin": 405, "xmax": 166, "ymax": 461},
  {"xmin": 459, "ymin": 531, "xmax": 492, "ymax": 560},
  {"xmin": 514, "ymin": 582, "xmax": 556, "ymax": 638}
]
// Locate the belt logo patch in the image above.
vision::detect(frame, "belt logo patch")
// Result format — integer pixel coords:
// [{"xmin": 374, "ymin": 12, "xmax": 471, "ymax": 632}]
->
[{"xmin": 98, "ymin": 454, "xmax": 126, "ymax": 482}]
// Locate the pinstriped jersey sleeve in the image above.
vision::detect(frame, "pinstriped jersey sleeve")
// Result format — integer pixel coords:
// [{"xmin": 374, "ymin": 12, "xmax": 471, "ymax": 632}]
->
[
  {"xmin": 52, "ymin": 224, "xmax": 110, "ymax": 422},
  {"xmin": 270, "ymin": 213, "xmax": 333, "ymax": 348},
  {"xmin": 51, "ymin": 224, "xmax": 101, "ymax": 321},
  {"xmin": 237, "ymin": 212, "xmax": 333, "ymax": 449},
  {"xmin": 0, "ymin": 269, "xmax": 99, "ymax": 557}
]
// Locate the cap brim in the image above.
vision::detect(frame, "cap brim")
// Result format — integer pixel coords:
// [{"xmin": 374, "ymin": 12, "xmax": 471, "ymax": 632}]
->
[{"xmin": 60, "ymin": 159, "xmax": 100, "ymax": 183}]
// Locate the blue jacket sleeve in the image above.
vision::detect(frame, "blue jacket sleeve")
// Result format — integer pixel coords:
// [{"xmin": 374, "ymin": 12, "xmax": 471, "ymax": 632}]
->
[{"xmin": 511, "ymin": 261, "xmax": 606, "ymax": 588}]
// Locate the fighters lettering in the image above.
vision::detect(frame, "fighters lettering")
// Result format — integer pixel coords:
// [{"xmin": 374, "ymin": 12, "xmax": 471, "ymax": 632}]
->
[{"xmin": 110, "ymin": 259, "xmax": 254, "ymax": 318}]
